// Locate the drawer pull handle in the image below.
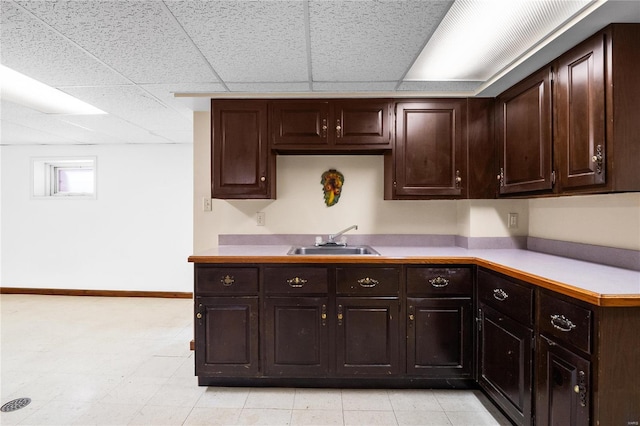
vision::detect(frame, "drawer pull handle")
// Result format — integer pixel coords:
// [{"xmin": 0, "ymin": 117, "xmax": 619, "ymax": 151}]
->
[
  {"xmin": 429, "ymin": 276, "xmax": 449, "ymax": 288},
  {"xmin": 550, "ymin": 314, "xmax": 576, "ymax": 332},
  {"xmin": 221, "ymin": 275, "xmax": 235, "ymax": 286},
  {"xmin": 357, "ymin": 277, "xmax": 379, "ymax": 288},
  {"xmin": 493, "ymin": 288, "xmax": 508, "ymax": 301},
  {"xmin": 287, "ymin": 277, "xmax": 307, "ymax": 287}
]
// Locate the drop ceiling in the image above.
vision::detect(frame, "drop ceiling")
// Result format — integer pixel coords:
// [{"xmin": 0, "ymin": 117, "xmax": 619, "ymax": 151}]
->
[{"xmin": 1, "ymin": 0, "xmax": 638, "ymax": 146}]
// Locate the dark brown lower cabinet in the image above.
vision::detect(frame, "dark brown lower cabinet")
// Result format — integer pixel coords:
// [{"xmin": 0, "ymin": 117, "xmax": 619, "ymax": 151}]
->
[
  {"xmin": 195, "ymin": 297, "xmax": 259, "ymax": 377},
  {"xmin": 263, "ymin": 297, "xmax": 329, "ymax": 377},
  {"xmin": 335, "ymin": 297, "xmax": 400, "ymax": 376},
  {"xmin": 407, "ymin": 298, "xmax": 472, "ymax": 378},
  {"xmin": 478, "ymin": 304, "xmax": 533, "ymax": 426},
  {"xmin": 536, "ymin": 336, "xmax": 590, "ymax": 426}
]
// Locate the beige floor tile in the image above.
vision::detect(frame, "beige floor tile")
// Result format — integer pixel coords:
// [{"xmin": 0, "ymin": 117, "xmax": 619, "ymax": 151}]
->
[
  {"xmin": 445, "ymin": 410, "xmax": 513, "ymax": 425},
  {"xmin": 395, "ymin": 410, "xmax": 453, "ymax": 426},
  {"xmin": 237, "ymin": 408, "xmax": 293, "ymax": 425},
  {"xmin": 290, "ymin": 409, "xmax": 344, "ymax": 425},
  {"xmin": 388, "ymin": 389, "xmax": 442, "ymax": 411},
  {"xmin": 244, "ymin": 388, "xmax": 296, "ymax": 409},
  {"xmin": 127, "ymin": 404, "xmax": 193, "ymax": 425},
  {"xmin": 344, "ymin": 409, "xmax": 399, "ymax": 425},
  {"xmin": 341, "ymin": 389, "xmax": 393, "ymax": 411},
  {"xmin": 196, "ymin": 387, "xmax": 250, "ymax": 409},
  {"xmin": 293, "ymin": 388, "xmax": 342, "ymax": 410},
  {"xmin": 183, "ymin": 407, "xmax": 242, "ymax": 425}
]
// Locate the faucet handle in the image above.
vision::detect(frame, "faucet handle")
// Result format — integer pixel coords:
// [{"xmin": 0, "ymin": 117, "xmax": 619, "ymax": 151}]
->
[{"xmin": 315, "ymin": 236, "xmax": 323, "ymax": 246}]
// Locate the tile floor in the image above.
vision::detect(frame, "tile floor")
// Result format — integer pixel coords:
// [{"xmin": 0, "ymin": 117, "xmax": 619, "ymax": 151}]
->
[{"xmin": 0, "ymin": 294, "xmax": 512, "ymax": 425}]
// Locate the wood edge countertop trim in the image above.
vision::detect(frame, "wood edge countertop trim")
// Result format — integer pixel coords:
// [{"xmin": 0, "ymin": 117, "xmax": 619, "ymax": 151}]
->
[
  {"xmin": 187, "ymin": 254, "xmax": 639, "ymax": 307},
  {"xmin": 0, "ymin": 287, "xmax": 193, "ymax": 299}
]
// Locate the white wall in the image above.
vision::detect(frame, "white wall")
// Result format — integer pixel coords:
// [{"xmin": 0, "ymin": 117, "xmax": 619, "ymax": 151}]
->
[
  {"xmin": 194, "ymin": 111, "xmax": 639, "ymax": 253},
  {"xmin": 529, "ymin": 193, "xmax": 640, "ymax": 251},
  {"xmin": 1, "ymin": 143, "xmax": 193, "ymax": 292},
  {"xmin": 194, "ymin": 112, "xmax": 524, "ymax": 252}
]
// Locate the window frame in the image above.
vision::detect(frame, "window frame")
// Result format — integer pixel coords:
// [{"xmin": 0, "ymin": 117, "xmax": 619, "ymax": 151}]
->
[{"xmin": 31, "ymin": 157, "xmax": 97, "ymax": 199}]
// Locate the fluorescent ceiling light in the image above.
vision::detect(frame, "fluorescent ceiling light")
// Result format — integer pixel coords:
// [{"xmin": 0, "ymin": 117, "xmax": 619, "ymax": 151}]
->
[
  {"xmin": 405, "ymin": 0, "xmax": 595, "ymax": 81},
  {"xmin": 0, "ymin": 65, "xmax": 106, "ymax": 115}
]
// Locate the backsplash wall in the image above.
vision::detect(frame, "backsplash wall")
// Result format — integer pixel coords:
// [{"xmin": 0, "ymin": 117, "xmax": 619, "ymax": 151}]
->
[{"xmin": 194, "ymin": 111, "xmax": 639, "ymax": 255}]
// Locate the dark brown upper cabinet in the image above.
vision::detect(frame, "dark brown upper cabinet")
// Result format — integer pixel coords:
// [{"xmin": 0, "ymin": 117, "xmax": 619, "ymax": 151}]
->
[
  {"xmin": 269, "ymin": 99, "xmax": 393, "ymax": 152},
  {"xmin": 555, "ymin": 24, "xmax": 640, "ymax": 194},
  {"xmin": 211, "ymin": 100, "xmax": 275, "ymax": 199},
  {"xmin": 497, "ymin": 23, "xmax": 640, "ymax": 197},
  {"xmin": 386, "ymin": 99, "xmax": 468, "ymax": 199},
  {"xmin": 496, "ymin": 66, "xmax": 553, "ymax": 195}
]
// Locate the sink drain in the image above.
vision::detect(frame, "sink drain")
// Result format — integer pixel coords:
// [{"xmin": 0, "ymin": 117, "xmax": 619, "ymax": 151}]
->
[{"xmin": 1, "ymin": 398, "xmax": 31, "ymax": 412}]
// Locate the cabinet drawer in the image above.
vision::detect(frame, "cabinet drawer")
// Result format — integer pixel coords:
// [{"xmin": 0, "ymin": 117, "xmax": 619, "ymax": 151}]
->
[
  {"xmin": 477, "ymin": 270, "xmax": 534, "ymax": 326},
  {"xmin": 337, "ymin": 267, "xmax": 400, "ymax": 296},
  {"xmin": 407, "ymin": 267, "xmax": 472, "ymax": 296},
  {"xmin": 264, "ymin": 267, "xmax": 329, "ymax": 294},
  {"xmin": 196, "ymin": 266, "xmax": 259, "ymax": 295},
  {"xmin": 538, "ymin": 292, "xmax": 592, "ymax": 354}
]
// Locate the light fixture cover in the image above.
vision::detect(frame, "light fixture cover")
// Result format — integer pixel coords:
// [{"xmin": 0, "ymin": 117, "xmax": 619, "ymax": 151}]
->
[
  {"xmin": 406, "ymin": 0, "xmax": 595, "ymax": 81},
  {"xmin": 0, "ymin": 65, "xmax": 106, "ymax": 115}
]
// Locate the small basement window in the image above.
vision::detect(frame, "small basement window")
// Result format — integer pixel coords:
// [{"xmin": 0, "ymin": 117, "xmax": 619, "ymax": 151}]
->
[{"xmin": 32, "ymin": 157, "xmax": 96, "ymax": 198}]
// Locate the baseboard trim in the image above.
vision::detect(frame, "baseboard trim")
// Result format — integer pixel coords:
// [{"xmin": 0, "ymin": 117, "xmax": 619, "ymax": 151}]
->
[{"xmin": 0, "ymin": 287, "xmax": 193, "ymax": 299}]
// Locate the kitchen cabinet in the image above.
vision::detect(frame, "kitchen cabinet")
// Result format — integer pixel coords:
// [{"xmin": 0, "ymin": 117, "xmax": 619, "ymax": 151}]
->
[
  {"xmin": 536, "ymin": 336, "xmax": 590, "ymax": 426},
  {"xmin": 387, "ymin": 99, "xmax": 467, "ymax": 198},
  {"xmin": 263, "ymin": 266, "xmax": 330, "ymax": 377},
  {"xmin": 211, "ymin": 100, "xmax": 275, "ymax": 199},
  {"xmin": 335, "ymin": 266, "xmax": 401, "ymax": 376},
  {"xmin": 477, "ymin": 269, "xmax": 534, "ymax": 426},
  {"xmin": 554, "ymin": 24, "xmax": 640, "ymax": 193},
  {"xmin": 496, "ymin": 66, "xmax": 553, "ymax": 195},
  {"xmin": 270, "ymin": 99, "xmax": 392, "ymax": 152},
  {"xmin": 497, "ymin": 23, "xmax": 640, "ymax": 196},
  {"xmin": 406, "ymin": 267, "xmax": 473, "ymax": 378},
  {"xmin": 194, "ymin": 266, "xmax": 260, "ymax": 377}
]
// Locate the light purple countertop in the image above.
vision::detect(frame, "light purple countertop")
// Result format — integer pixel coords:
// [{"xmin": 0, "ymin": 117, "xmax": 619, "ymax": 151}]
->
[{"xmin": 190, "ymin": 246, "xmax": 640, "ymax": 303}]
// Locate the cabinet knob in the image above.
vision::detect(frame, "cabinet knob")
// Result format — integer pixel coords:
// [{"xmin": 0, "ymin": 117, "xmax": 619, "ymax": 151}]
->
[
  {"xmin": 409, "ymin": 314, "xmax": 415, "ymax": 321},
  {"xmin": 260, "ymin": 176, "xmax": 266, "ymax": 182},
  {"xmin": 196, "ymin": 313, "xmax": 202, "ymax": 319},
  {"xmin": 221, "ymin": 275, "xmax": 235, "ymax": 286},
  {"xmin": 574, "ymin": 385, "xmax": 580, "ymax": 393}
]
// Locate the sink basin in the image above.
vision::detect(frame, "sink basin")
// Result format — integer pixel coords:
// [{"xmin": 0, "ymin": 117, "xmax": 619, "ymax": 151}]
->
[{"xmin": 287, "ymin": 245, "xmax": 380, "ymax": 256}]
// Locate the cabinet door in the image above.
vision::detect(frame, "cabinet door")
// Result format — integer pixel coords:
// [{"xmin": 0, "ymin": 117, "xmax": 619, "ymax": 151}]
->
[
  {"xmin": 478, "ymin": 304, "xmax": 533, "ymax": 426},
  {"xmin": 195, "ymin": 297, "xmax": 259, "ymax": 377},
  {"xmin": 536, "ymin": 336, "xmax": 590, "ymax": 426},
  {"xmin": 211, "ymin": 100, "xmax": 274, "ymax": 199},
  {"xmin": 407, "ymin": 298, "xmax": 472, "ymax": 378},
  {"xmin": 555, "ymin": 32, "xmax": 606, "ymax": 191},
  {"xmin": 496, "ymin": 67, "xmax": 553, "ymax": 195},
  {"xmin": 264, "ymin": 297, "xmax": 329, "ymax": 377},
  {"xmin": 393, "ymin": 100, "xmax": 466, "ymax": 198},
  {"xmin": 336, "ymin": 298, "xmax": 400, "ymax": 376},
  {"xmin": 333, "ymin": 100, "xmax": 392, "ymax": 148},
  {"xmin": 270, "ymin": 101, "xmax": 330, "ymax": 148}
]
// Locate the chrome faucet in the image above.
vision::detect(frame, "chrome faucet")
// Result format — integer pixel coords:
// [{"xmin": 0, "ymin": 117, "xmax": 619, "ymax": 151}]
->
[{"xmin": 324, "ymin": 224, "xmax": 358, "ymax": 246}]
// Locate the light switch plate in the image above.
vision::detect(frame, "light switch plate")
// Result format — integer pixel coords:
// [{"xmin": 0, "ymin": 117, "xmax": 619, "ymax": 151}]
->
[
  {"xmin": 257, "ymin": 212, "xmax": 265, "ymax": 226},
  {"xmin": 508, "ymin": 213, "xmax": 518, "ymax": 229},
  {"xmin": 203, "ymin": 197, "xmax": 212, "ymax": 212}
]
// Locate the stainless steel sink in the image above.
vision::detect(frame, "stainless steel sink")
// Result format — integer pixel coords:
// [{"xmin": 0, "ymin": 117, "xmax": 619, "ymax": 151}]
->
[{"xmin": 287, "ymin": 245, "xmax": 380, "ymax": 256}]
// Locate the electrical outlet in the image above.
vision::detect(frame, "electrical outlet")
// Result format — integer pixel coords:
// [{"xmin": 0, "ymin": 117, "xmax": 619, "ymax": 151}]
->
[
  {"xmin": 256, "ymin": 212, "xmax": 265, "ymax": 226},
  {"xmin": 202, "ymin": 197, "xmax": 212, "ymax": 212},
  {"xmin": 508, "ymin": 213, "xmax": 518, "ymax": 229}
]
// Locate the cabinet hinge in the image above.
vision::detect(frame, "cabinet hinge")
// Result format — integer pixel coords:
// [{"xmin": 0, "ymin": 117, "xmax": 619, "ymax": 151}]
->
[
  {"xmin": 551, "ymin": 170, "xmax": 556, "ymax": 186},
  {"xmin": 477, "ymin": 308, "xmax": 482, "ymax": 332}
]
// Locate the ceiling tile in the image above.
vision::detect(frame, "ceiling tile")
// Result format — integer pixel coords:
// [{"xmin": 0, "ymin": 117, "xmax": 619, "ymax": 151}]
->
[
  {"xmin": 14, "ymin": 0, "xmax": 218, "ymax": 85},
  {"xmin": 1, "ymin": 119, "xmax": 70, "ymax": 145},
  {"xmin": 309, "ymin": 0, "xmax": 452, "ymax": 81},
  {"xmin": 61, "ymin": 85, "xmax": 192, "ymax": 132},
  {"xmin": 166, "ymin": 1, "xmax": 309, "ymax": 82},
  {"xmin": 227, "ymin": 82, "xmax": 312, "ymax": 92},
  {"xmin": 0, "ymin": 1, "xmax": 129, "ymax": 87},
  {"xmin": 397, "ymin": 81, "xmax": 483, "ymax": 92},
  {"xmin": 313, "ymin": 81, "xmax": 398, "ymax": 92},
  {"xmin": 61, "ymin": 115, "xmax": 185, "ymax": 144}
]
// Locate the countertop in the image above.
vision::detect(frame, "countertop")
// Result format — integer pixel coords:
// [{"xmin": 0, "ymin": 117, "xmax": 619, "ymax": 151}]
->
[{"xmin": 189, "ymin": 246, "xmax": 640, "ymax": 307}]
